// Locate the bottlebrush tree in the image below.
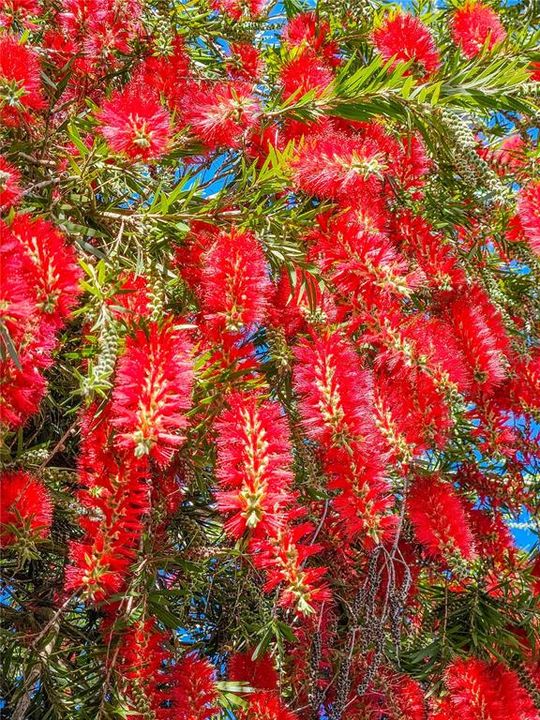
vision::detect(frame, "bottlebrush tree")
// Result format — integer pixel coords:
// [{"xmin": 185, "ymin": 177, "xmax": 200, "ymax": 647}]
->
[{"xmin": 1, "ymin": 0, "xmax": 540, "ymax": 718}]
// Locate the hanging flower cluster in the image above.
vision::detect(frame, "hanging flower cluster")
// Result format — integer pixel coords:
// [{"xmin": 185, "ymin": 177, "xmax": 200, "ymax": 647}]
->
[{"xmin": 1, "ymin": 0, "xmax": 539, "ymax": 718}]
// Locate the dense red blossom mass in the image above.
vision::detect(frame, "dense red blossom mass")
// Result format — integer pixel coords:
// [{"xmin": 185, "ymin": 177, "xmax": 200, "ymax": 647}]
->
[
  {"xmin": 373, "ymin": 12, "xmax": 441, "ymax": 76},
  {"xmin": 450, "ymin": 1, "xmax": 507, "ymax": 58},
  {"xmin": 98, "ymin": 83, "xmax": 172, "ymax": 160},
  {"xmin": 0, "ymin": 470, "xmax": 53, "ymax": 544},
  {"xmin": 1, "ymin": 1, "xmax": 539, "ymax": 719}
]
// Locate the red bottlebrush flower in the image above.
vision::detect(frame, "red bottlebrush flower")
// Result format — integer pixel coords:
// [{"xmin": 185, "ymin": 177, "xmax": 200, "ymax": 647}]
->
[
  {"xmin": 392, "ymin": 211, "xmax": 466, "ymax": 291},
  {"xmin": 407, "ymin": 316, "xmax": 472, "ymax": 393},
  {"xmin": 517, "ymin": 180, "xmax": 540, "ymax": 255},
  {"xmin": 173, "ymin": 654, "xmax": 219, "ymax": 720},
  {"xmin": 201, "ymin": 227, "xmax": 271, "ymax": 331},
  {"xmin": 252, "ymin": 523, "xmax": 330, "ymax": 615},
  {"xmin": 228, "ymin": 42, "xmax": 263, "ymax": 80},
  {"xmin": 407, "ymin": 474, "xmax": 476, "ymax": 561},
  {"xmin": 451, "ymin": 2, "xmax": 507, "ymax": 59},
  {"xmin": 280, "ymin": 49, "xmax": 334, "ymax": 100},
  {"xmin": 0, "ymin": 0, "xmax": 41, "ymax": 24},
  {"xmin": 0, "ymin": 156, "xmax": 21, "ymax": 209},
  {"xmin": 430, "ymin": 699, "xmax": 458, "ymax": 720},
  {"xmin": 532, "ymin": 555, "xmax": 540, "ymax": 596},
  {"xmin": 491, "ymin": 135, "xmax": 528, "ymax": 175},
  {"xmin": 215, "ymin": 393, "xmax": 293, "ymax": 538},
  {"xmin": 294, "ymin": 331, "xmax": 377, "ymax": 450},
  {"xmin": 182, "ymin": 80, "xmax": 260, "ymax": 150},
  {"xmin": 65, "ymin": 425, "xmax": 150, "ymax": 602},
  {"xmin": 0, "ymin": 216, "xmax": 79, "ymax": 429},
  {"xmin": 294, "ymin": 332, "xmax": 393, "ymax": 546},
  {"xmin": 330, "ymin": 471, "xmax": 395, "ymax": 548},
  {"xmin": 1, "ymin": 471, "xmax": 53, "ymax": 545},
  {"xmin": 211, "ymin": 0, "xmax": 266, "ymax": 21},
  {"xmin": 0, "ymin": 355, "xmax": 49, "ymax": 430},
  {"xmin": 446, "ymin": 285, "xmax": 510, "ymax": 395},
  {"xmin": 111, "ymin": 322, "xmax": 193, "ymax": 466},
  {"xmin": 238, "ymin": 692, "xmax": 298, "ymax": 720},
  {"xmin": 113, "ymin": 617, "xmax": 172, "ymax": 716},
  {"xmin": 283, "ymin": 11, "xmax": 340, "ymax": 66},
  {"xmin": 373, "ymin": 12, "xmax": 441, "ymax": 77},
  {"xmin": 0, "ymin": 220, "xmax": 37, "ymax": 347},
  {"xmin": 291, "ymin": 125, "xmax": 399, "ymax": 203},
  {"xmin": 467, "ymin": 508, "xmax": 515, "ymax": 564},
  {"xmin": 445, "ymin": 657, "xmax": 538, "ymax": 720},
  {"xmin": 8, "ymin": 214, "xmax": 82, "ymax": 329},
  {"xmin": 504, "ymin": 349, "xmax": 540, "ymax": 413},
  {"xmin": 310, "ymin": 212, "xmax": 423, "ymax": 308},
  {"xmin": 115, "ymin": 620, "xmax": 218, "ymax": 719},
  {"xmin": 382, "ymin": 670, "xmax": 426, "ymax": 720},
  {"xmin": 98, "ymin": 84, "xmax": 171, "ymax": 160},
  {"xmin": 373, "ymin": 363, "xmax": 453, "ymax": 458},
  {"xmin": 228, "ymin": 651, "xmax": 279, "ymax": 691},
  {"xmin": 0, "ymin": 35, "xmax": 45, "ymax": 126},
  {"xmin": 174, "ymin": 220, "xmax": 220, "ymax": 292},
  {"xmin": 139, "ymin": 36, "xmax": 191, "ymax": 110}
]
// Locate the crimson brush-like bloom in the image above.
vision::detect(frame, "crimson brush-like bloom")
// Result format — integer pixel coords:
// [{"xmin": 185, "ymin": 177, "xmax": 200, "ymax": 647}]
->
[
  {"xmin": 503, "ymin": 348, "xmax": 540, "ymax": 413},
  {"xmin": 451, "ymin": 2, "xmax": 507, "ymax": 59},
  {"xmin": 291, "ymin": 128, "xmax": 394, "ymax": 202},
  {"xmin": 407, "ymin": 316, "xmax": 472, "ymax": 394},
  {"xmin": 0, "ymin": 156, "xmax": 21, "ymax": 209},
  {"xmin": 518, "ymin": 180, "xmax": 540, "ymax": 255},
  {"xmin": 0, "ymin": 220, "xmax": 37, "ymax": 347},
  {"xmin": 64, "ymin": 404, "xmax": 150, "ymax": 601},
  {"xmin": 111, "ymin": 322, "xmax": 193, "ymax": 467},
  {"xmin": 373, "ymin": 363, "xmax": 454, "ymax": 456},
  {"xmin": 182, "ymin": 80, "xmax": 260, "ymax": 150},
  {"xmin": 283, "ymin": 11, "xmax": 340, "ymax": 66},
  {"xmin": 0, "ymin": 356, "xmax": 49, "ymax": 430},
  {"xmin": 201, "ymin": 227, "xmax": 271, "ymax": 331},
  {"xmin": 227, "ymin": 42, "xmax": 263, "ymax": 81},
  {"xmin": 329, "ymin": 469, "xmax": 395, "ymax": 547},
  {"xmin": 280, "ymin": 50, "xmax": 334, "ymax": 100},
  {"xmin": 391, "ymin": 211, "xmax": 466, "ymax": 291},
  {"xmin": 252, "ymin": 523, "xmax": 330, "ymax": 615},
  {"xmin": 215, "ymin": 393, "xmax": 294, "ymax": 538},
  {"xmin": 98, "ymin": 84, "xmax": 171, "ymax": 160},
  {"xmin": 444, "ymin": 657, "xmax": 538, "ymax": 720},
  {"xmin": 238, "ymin": 692, "xmax": 299, "ymax": 720},
  {"xmin": 407, "ymin": 474, "xmax": 476, "ymax": 561},
  {"xmin": 139, "ymin": 36, "xmax": 191, "ymax": 110},
  {"xmin": 0, "ymin": 35, "xmax": 45, "ymax": 125},
  {"xmin": 0, "ymin": 216, "xmax": 80, "ymax": 428},
  {"xmin": 65, "ymin": 454, "xmax": 150, "ymax": 601},
  {"xmin": 373, "ymin": 12, "xmax": 441, "ymax": 77},
  {"xmin": 116, "ymin": 622, "xmax": 219, "ymax": 720},
  {"xmin": 113, "ymin": 617, "xmax": 171, "ymax": 717},
  {"xmin": 172, "ymin": 654, "xmax": 219, "ymax": 720},
  {"xmin": 447, "ymin": 284, "xmax": 510, "ymax": 395},
  {"xmin": 9, "ymin": 214, "xmax": 82, "ymax": 329},
  {"xmin": 228, "ymin": 651, "xmax": 279, "ymax": 691},
  {"xmin": 294, "ymin": 331, "xmax": 393, "ymax": 544},
  {"xmin": 311, "ymin": 212, "xmax": 423, "ymax": 308},
  {"xmin": 380, "ymin": 670, "xmax": 426, "ymax": 720},
  {"xmin": 467, "ymin": 508, "xmax": 515, "ymax": 565},
  {"xmin": 211, "ymin": 0, "xmax": 266, "ymax": 21},
  {"xmin": 9, "ymin": 214, "xmax": 81, "ymax": 328},
  {"xmin": 294, "ymin": 331, "xmax": 377, "ymax": 449},
  {"xmin": 0, "ymin": 471, "xmax": 53, "ymax": 545}
]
